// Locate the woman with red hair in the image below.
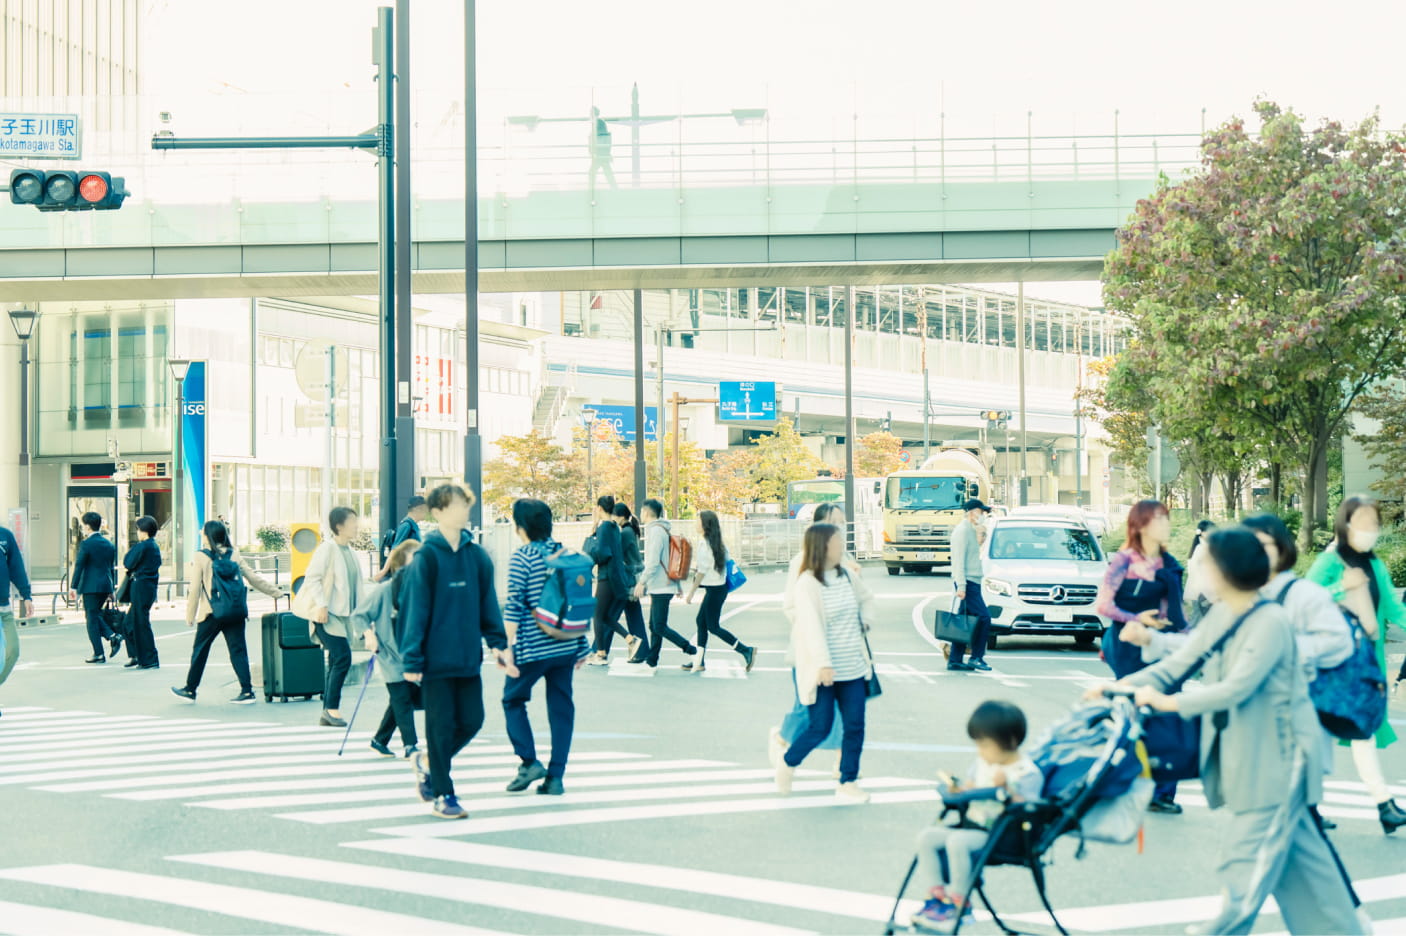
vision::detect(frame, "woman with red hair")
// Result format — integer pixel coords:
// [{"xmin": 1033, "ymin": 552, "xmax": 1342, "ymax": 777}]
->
[{"xmin": 1096, "ymin": 499, "xmax": 1189, "ymax": 814}]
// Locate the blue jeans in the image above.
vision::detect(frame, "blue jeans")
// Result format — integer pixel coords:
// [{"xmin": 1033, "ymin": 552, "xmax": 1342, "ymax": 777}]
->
[
  {"xmin": 784, "ymin": 677, "xmax": 867, "ymax": 783},
  {"xmin": 780, "ymin": 669, "xmax": 842, "ymax": 750},
  {"xmin": 950, "ymin": 583, "xmax": 991, "ymax": 665},
  {"xmin": 502, "ymin": 655, "xmax": 577, "ymax": 779}
]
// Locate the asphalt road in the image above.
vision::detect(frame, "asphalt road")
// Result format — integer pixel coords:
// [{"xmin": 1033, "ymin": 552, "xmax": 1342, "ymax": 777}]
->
[{"xmin": 1, "ymin": 569, "xmax": 1403, "ymax": 935}]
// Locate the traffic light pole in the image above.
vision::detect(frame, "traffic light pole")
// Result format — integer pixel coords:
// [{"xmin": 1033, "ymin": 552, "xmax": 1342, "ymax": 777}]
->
[
  {"xmin": 153, "ymin": 7, "xmax": 403, "ymax": 541},
  {"xmin": 394, "ymin": 0, "xmax": 416, "ymax": 519},
  {"xmin": 633, "ymin": 288, "xmax": 647, "ymax": 512},
  {"xmin": 464, "ymin": 0, "xmax": 483, "ymax": 530}
]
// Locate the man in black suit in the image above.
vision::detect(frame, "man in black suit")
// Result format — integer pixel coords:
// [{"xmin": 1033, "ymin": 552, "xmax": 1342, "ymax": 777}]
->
[{"xmin": 69, "ymin": 511, "xmax": 119, "ymax": 663}]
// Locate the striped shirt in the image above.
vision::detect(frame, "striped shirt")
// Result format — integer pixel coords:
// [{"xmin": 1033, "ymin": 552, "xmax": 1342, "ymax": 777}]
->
[
  {"xmin": 820, "ymin": 569, "xmax": 869, "ymax": 681},
  {"xmin": 505, "ymin": 539, "xmax": 589, "ymax": 664}
]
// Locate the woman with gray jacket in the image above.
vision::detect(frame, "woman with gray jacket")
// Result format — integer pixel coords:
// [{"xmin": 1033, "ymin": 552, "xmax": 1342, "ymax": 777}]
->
[
  {"xmin": 354, "ymin": 539, "xmax": 421, "ymax": 758},
  {"xmin": 297, "ymin": 506, "xmax": 366, "ymax": 727},
  {"xmin": 1095, "ymin": 527, "xmax": 1362, "ymax": 936}
]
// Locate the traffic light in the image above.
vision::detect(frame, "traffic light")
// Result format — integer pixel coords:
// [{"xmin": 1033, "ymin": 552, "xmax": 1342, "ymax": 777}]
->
[
  {"xmin": 9, "ymin": 168, "xmax": 128, "ymax": 210},
  {"xmin": 289, "ymin": 523, "xmax": 322, "ymax": 596},
  {"xmin": 980, "ymin": 409, "xmax": 1012, "ymax": 430},
  {"xmin": 880, "ymin": 412, "xmax": 892, "ymax": 433}
]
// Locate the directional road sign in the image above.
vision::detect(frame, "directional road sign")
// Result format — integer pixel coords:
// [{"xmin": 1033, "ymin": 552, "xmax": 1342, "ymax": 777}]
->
[{"xmin": 718, "ymin": 381, "xmax": 777, "ymax": 423}]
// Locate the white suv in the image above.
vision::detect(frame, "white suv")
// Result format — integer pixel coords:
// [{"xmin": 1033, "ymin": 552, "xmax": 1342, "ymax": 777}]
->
[{"xmin": 978, "ymin": 518, "xmax": 1110, "ymax": 648}]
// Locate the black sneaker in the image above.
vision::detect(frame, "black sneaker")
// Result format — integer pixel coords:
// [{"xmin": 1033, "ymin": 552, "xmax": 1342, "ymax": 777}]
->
[
  {"xmin": 403, "ymin": 744, "xmax": 420, "ymax": 759},
  {"xmin": 741, "ymin": 645, "xmax": 757, "ymax": 673},
  {"xmin": 170, "ymin": 686, "xmax": 197, "ymax": 702},
  {"xmin": 506, "ymin": 760, "xmax": 548, "ymax": 793},
  {"xmin": 537, "ymin": 776, "xmax": 565, "ymax": 796},
  {"xmin": 947, "ymin": 662, "xmax": 975, "ymax": 672},
  {"xmin": 412, "ymin": 751, "xmax": 433, "ymax": 802},
  {"xmin": 1148, "ymin": 796, "xmax": 1183, "ymax": 815},
  {"xmin": 369, "ymin": 739, "xmax": 395, "ymax": 758},
  {"xmin": 84, "ymin": 655, "xmax": 106, "ymax": 664},
  {"xmin": 229, "ymin": 690, "xmax": 257, "ymax": 705},
  {"xmin": 969, "ymin": 659, "xmax": 992, "ymax": 672},
  {"xmin": 123, "ymin": 659, "xmax": 140, "ymax": 669}
]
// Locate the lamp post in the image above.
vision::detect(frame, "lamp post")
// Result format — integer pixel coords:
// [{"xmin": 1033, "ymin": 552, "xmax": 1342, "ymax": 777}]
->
[
  {"xmin": 8, "ymin": 308, "xmax": 38, "ymax": 551},
  {"xmin": 168, "ymin": 358, "xmax": 192, "ymax": 592},
  {"xmin": 582, "ymin": 408, "xmax": 597, "ymax": 507}
]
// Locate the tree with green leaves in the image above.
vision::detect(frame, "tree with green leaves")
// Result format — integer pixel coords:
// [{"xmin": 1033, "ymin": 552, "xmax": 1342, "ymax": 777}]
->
[
  {"xmin": 483, "ymin": 430, "xmax": 582, "ymax": 518},
  {"xmin": 1104, "ymin": 101, "xmax": 1406, "ymax": 545},
  {"xmin": 747, "ymin": 418, "xmax": 828, "ymax": 506},
  {"xmin": 1353, "ymin": 382, "xmax": 1406, "ymax": 503},
  {"xmin": 854, "ymin": 431, "xmax": 906, "ymax": 477}
]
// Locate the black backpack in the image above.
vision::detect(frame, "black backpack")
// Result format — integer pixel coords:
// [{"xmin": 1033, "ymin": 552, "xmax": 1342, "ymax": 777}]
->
[
  {"xmin": 379, "ymin": 528, "xmax": 397, "ymax": 567},
  {"xmin": 202, "ymin": 548, "xmax": 249, "ymax": 622}
]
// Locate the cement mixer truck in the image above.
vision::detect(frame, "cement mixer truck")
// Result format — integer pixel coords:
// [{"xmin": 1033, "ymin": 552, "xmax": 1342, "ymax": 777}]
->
[{"xmin": 882, "ymin": 447, "xmax": 993, "ymax": 575}]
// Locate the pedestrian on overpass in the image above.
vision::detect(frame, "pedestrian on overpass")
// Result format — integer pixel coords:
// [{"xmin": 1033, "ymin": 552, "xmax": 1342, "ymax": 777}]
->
[
  {"xmin": 778, "ymin": 522, "xmax": 875, "ymax": 804},
  {"xmin": 770, "ymin": 501, "xmax": 851, "ymax": 772},
  {"xmin": 69, "ymin": 511, "xmax": 118, "ymax": 664},
  {"xmin": 0, "ymin": 522, "xmax": 34, "ymax": 713},
  {"xmin": 948, "ymin": 499, "xmax": 993, "ymax": 673},
  {"xmin": 684, "ymin": 510, "xmax": 757, "ymax": 673},
  {"xmin": 585, "ymin": 495, "xmax": 631, "ymax": 665},
  {"xmin": 634, "ymin": 499, "xmax": 698, "ymax": 669},
  {"xmin": 120, "ymin": 515, "xmax": 162, "ymax": 670},
  {"xmin": 401, "ymin": 483, "xmax": 515, "ymax": 820},
  {"xmin": 1095, "ymin": 498, "xmax": 1187, "ymax": 814}
]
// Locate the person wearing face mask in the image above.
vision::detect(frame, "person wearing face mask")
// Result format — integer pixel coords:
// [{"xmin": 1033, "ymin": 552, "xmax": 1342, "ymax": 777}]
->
[
  {"xmin": 1305, "ymin": 495, "xmax": 1406, "ymax": 835},
  {"xmin": 947, "ymin": 499, "xmax": 994, "ymax": 673}
]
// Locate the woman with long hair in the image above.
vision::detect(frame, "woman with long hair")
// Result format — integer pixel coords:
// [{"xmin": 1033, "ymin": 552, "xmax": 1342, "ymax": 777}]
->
[
  {"xmin": 1096, "ymin": 498, "xmax": 1188, "ymax": 814},
  {"xmin": 778, "ymin": 523, "xmax": 876, "ymax": 804},
  {"xmin": 1305, "ymin": 495, "xmax": 1406, "ymax": 835},
  {"xmin": 612, "ymin": 501, "xmax": 650, "ymax": 663},
  {"xmin": 171, "ymin": 520, "xmax": 284, "ymax": 705},
  {"xmin": 684, "ymin": 510, "xmax": 756, "ymax": 673}
]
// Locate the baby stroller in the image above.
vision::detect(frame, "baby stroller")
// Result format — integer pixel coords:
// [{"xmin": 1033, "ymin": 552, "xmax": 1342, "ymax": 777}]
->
[{"xmin": 883, "ymin": 696, "xmax": 1154, "ymax": 936}]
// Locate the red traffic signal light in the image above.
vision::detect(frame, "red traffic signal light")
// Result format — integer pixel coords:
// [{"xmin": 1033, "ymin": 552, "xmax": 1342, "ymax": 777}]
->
[
  {"xmin": 78, "ymin": 173, "xmax": 109, "ymax": 204},
  {"xmin": 8, "ymin": 168, "xmax": 128, "ymax": 211}
]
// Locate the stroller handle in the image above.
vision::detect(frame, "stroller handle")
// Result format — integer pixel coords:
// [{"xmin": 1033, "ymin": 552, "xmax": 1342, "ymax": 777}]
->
[{"xmin": 1101, "ymin": 686, "xmax": 1137, "ymax": 699}]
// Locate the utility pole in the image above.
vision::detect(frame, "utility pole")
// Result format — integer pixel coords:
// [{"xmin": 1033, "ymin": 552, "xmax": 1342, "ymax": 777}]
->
[
  {"xmin": 844, "ymin": 286, "xmax": 856, "ymax": 552},
  {"xmin": 656, "ymin": 327, "xmax": 667, "ymax": 494},
  {"xmin": 1016, "ymin": 281, "xmax": 1029, "ymax": 505},
  {"xmin": 463, "ymin": 0, "xmax": 482, "ymax": 529},
  {"xmin": 393, "ymin": 0, "xmax": 415, "ymax": 517},
  {"xmin": 667, "ymin": 391, "xmax": 718, "ymax": 520},
  {"xmin": 632, "ymin": 289, "xmax": 647, "ymax": 509}
]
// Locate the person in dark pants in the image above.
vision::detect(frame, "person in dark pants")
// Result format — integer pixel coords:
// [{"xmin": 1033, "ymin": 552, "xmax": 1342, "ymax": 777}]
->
[
  {"xmin": 1095, "ymin": 498, "xmax": 1188, "ymax": 814},
  {"xmin": 302, "ymin": 506, "xmax": 364, "ymax": 727},
  {"xmin": 612, "ymin": 502, "xmax": 650, "ymax": 663},
  {"xmin": 947, "ymin": 499, "xmax": 992, "ymax": 673},
  {"xmin": 172, "ymin": 520, "xmax": 285, "ymax": 705},
  {"xmin": 121, "ymin": 515, "xmax": 162, "ymax": 669},
  {"xmin": 684, "ymin": 510, "xmax": 756, "ymax": 673},
  {"xmin": 401, "ymin": 483, "xmax": 513, "ymax": 820},
  {"xmin": 0, "ymin": 523, "xmax": 34, "ymax": 714},
  {"xmin": 69, "ymin": 511, "xmax": 118, "ymax": 664},
  {"xmin": 585, "ymin": 495, "xmax": 630, "ymax": 665},
  {"xmin": 355, "ymin": 539, "xmax": 422, "ymax": 758},
  {"xmin": 635, "ymin": 499, "xmax": 698, "ymax": 669},
  {"xmin": 502, "ymin": 499, "xmax": 590, "ymax": 794}
]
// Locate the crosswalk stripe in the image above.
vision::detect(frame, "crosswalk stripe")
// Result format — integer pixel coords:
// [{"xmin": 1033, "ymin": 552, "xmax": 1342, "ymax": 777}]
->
[
  {"xmin": 0, "ymin": 899, "xmax": 196, "ymax": 936},
  {"xmin": 0, "ymin": 715, "xmax": 190, "ymax": 736},
  {"xmin": 279, "ymin": 775, "xmax": 925, "ymax": 825},
  {"xmin": 370, "ymin": 786, "xmax": 939, "ymax": 838},
  {"xmin": 0, "ymin": 737, "xmax": 395, "ymax": 775},
  {"xmin": 0, "ymin": 706, "xmax": 52, "ymax": 714},
  {"xmin": 1001, "ymin": 873, "xmax": 1406, "ymax": 932},
  {"xmin": 0, "ymin": 864, "xmax": 502, "ymax": 936},
  {"xmin": 0, "ymin": 722, "xmax": 285, "ymax": 752},
  {"xmin": 1324, "ymin": 779, "xmax": 1406, "ymax": 798},
  {"xmin": 192, "ymin": 761, "xmax": 744, "ymax": 810},
  {"xmin": 1174, "ymin": 792, "xmax": 1382, "ymax": 822},
  {"xmin": 346, "ymin": 838, "xmax": 926, "ymax": 923},
  {"xmin": 171, "ymin": 850, "xmax": 814, "ymax": 936},
  {"xmin": 0, "ymin": 710, "xmax": 109, "ymax": 723},
  {"xmin": 0, "ymin": 728, "xmax": 379, "ymax": 765},
  {"xmin": 32, "ymin": 750, "xmax": 649, "ymax": 793}
]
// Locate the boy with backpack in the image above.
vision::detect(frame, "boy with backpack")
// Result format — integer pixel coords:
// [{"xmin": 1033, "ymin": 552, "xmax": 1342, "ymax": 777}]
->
[
  {"xmin": 910, "ymin": 701, "xmax": 1044, "ymax": 933},
  {"xmin": 172, "ymin": 520, "xmax": 285, "ymax": 705},
  {"xmin": 500, "ymin": 499, "xmax": 592, "ymax": 795},
  {"xmin": 634, "ymin": 499, "xmax": 699, "ymax": 669},
  {"xmin": 400, "ymin": 484, "xmax": 514, "ymax": 820}
]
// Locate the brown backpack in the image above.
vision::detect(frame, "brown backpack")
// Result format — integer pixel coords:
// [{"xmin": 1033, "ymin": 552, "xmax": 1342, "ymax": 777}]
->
[{"xmin": 666, "ymin": 534, "xmax": 692, "ymax": 582}]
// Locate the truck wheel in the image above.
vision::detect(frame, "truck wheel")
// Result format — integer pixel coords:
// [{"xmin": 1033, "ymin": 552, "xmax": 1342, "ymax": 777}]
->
[{"xmin": 887, "ymin": 566, "xmax": 900, "ymax": 576}]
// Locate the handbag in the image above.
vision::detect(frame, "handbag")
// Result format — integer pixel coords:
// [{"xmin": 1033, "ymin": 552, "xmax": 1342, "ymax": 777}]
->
[
  {"xmin": 934, "ymin": 595, "xmax": 978, "ymax": 644},
  {"xmin": 847, "ymin": 570, "xmax": 882, "ymax": 699},
  {"xmin": 101, "ymin": 595, "xmax": 130, "ymax": 640},
  {"xmin": 114, "ymin": 574, "xmax": 133, "ymax": 605},
  {"xmin": 1140, "ymin": 600, "xmax": 1267, "ymax": 783},
  {"xmin": 725, "ymin": 558, "xmax": 747, "ymax": 593}
]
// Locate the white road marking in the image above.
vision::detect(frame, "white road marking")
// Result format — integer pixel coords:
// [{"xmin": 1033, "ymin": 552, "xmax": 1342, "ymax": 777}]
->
[
  {"xmin": 0, "ymin": 728, "xmax": 377, "ymax": 764},
  {"xmin": 171, "ymin": 851, "xmax": 813, "ymax": 936},
  {"xmin": 0, "ymin": 864, "xmax": 500, "ymax": 936},
  {"xmin": 0, "ymin": 736, "xmax": 399, "ymax": 775},
  {"xmin": 0, "ymin": 900, "xmax": 195, "ymax": 936}
]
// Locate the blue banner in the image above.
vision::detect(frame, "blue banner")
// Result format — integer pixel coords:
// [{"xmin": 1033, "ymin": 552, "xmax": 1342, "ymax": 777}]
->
[
  {"xmin": 180, "ymin": 362, "xmax": 208, "ymax": 541},
  {"xmin": 589, "ymin": 405, "xmax": 659, "ymax": 442}
]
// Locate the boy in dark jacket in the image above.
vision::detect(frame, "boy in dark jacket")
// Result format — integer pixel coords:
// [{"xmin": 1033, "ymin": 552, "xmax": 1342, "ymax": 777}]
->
[{"xmin": 401, "ymin": 483, "xmax": 514, "ymax": 819}]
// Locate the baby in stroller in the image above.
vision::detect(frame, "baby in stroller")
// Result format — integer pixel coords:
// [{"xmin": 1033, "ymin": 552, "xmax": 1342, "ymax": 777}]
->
[{"xmin": 910, "ymin": 701, "xmax": 1044, "ymax": 933}]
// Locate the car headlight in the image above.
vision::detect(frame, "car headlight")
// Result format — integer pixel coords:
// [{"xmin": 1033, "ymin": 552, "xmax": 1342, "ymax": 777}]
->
[{"xmin": 983, "ymin": 577, "xmax": 1014, "ymax": 597}]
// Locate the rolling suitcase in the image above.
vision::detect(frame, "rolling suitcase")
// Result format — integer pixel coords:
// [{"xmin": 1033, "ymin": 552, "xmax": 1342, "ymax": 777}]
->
[{"xmin": 261, "ymin": 602, "xmax": 324, "ymax": 703}]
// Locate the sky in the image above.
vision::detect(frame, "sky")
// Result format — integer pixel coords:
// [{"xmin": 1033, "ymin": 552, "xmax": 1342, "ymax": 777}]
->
[{"xmin": 143, "ymin": 0, "xmax": 1406, "ymax": 307}]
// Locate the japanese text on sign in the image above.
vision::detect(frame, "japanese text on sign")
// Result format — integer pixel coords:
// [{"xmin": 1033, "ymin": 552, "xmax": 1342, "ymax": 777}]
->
[{"xmin": 0, "ymin": 113, "xmax": 80, "ymax": 159}]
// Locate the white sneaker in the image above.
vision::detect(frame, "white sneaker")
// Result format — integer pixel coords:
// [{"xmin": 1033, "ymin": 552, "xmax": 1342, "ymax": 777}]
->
[
  {"xmin": 775, "ymin": 763, "xmax": 795, "ymax": 795},
  {"xmin": 586, "ymin": 652, "xmax": 609, "ymax": 666},
  {"xmin": 626, "ymin": 636, "xmax": 640, "ymax": 659},
  {"xmin": 768, "ymin": 726, "xmax": 788, "ymax": 770},
  {"xmin": 835, "ymin": 782, "xmax": 870, "ymax": 804}
]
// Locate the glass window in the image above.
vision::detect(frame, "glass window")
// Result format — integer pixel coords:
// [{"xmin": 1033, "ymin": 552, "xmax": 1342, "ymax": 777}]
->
[
  {"xmin": 784, "ymin": 287, "xmax": 807, "ymax": 324},
  {"xmin": 884, "ymin": 476, "xmax": 966, "ymax": 510},
  {"xmin": 80, "ymin": 325, "xmax": 112, "ymax": 419},
  {"xmin": 989, "ymin": 524, "xmax": 1102, "ymax": 562}
]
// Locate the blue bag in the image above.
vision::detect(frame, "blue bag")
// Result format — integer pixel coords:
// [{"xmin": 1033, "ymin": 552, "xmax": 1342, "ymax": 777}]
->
[
  {"xmin": 725, "ymin": 557, "xmax": 747, "ymax": 593},
  {"xmin": 1310, "ymin": 609, "xmax": 1387, "ymax": 740},
  {"xmin": 533, "ymin": 548, "xmax": 596, "ymax": 640}
]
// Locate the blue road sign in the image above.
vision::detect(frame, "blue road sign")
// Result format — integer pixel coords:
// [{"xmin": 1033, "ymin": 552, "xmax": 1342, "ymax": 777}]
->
[
  {"xmin": 719, "ymin": 381, "xmax": 778, "ymax": 422},
  {"xmin": 588, "ymin": 405, "xmax": 659, "ymax": 442}
]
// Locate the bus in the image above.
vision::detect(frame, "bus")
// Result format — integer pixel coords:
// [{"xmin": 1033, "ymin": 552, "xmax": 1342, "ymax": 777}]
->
[{"xmin": 785, "ymin": 476, "xmax": 885, "ymax": 555}]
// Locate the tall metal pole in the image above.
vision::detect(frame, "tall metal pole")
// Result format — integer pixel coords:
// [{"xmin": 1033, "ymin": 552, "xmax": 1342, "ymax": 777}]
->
[
  {"xmin": 17, "ymin": 337, "xmax": 30, "ymax": 549},
  {"xmin": 173, "ymin": 376, "xmax": 184, "ymax": 591},
  {"xmin": 375, "ymin": 5, "xmax": 398, "ymax": 539},
  {"xmin": 671, "ymin": 393, "xmax": 682, "ymax": 520},
  {"xmin": 1016, "ymin": 281, "xmax": 1029, "ymax": 505},
  {"xmin": 922, "ymin": 367, "xmax": 931, "ymax": 460},
  {"xmin": 844, "ymin": 286, "xmax": 856, "ymax": 552},
  {"xmin": 322, "ymin": 345, "xmax": 337, "ymax": 529},
  {"xmin": 463, "ymin": 0, "xmax": 483, "ymax": 529},
  {"xmin": 1075, "ymin": 406, "xmax": 1084, "ymax": 507},
  {"xmin": 656, "ymin": 327, "xmax": 666, "ymax": 494},
  {"xmin": 632, "ymin": 288, "xmax": 647, "ymax": 508},
  {"xmin": 630, "ymin": 83, "xmax": 641, "ymax": 188},
  {"xmin": 394, "ymin": 0, "xmax": 416, "ymax": 518}
]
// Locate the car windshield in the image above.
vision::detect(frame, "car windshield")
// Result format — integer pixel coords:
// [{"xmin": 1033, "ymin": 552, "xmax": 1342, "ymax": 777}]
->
[
  {"xmin": 885, "ymin": 476, "xmax": 966, "ymax": 510},
  {"xmin": 989, "ymin": 525, "xmax": 1103, "ymax": 562}
]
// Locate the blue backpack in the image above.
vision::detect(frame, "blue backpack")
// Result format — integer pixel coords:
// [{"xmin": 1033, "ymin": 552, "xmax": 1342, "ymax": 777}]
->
[
  {"xmin": 1278, "ymin": 579, "xmax": 1387, "ymax": 741},
  {"xmin": 533, "ymin": 547, "xmax": 596, "ymax": 640}
]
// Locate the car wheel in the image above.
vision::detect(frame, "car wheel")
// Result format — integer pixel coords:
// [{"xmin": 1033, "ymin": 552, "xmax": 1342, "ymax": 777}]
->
[
  {"xmin": 1075, "ymin": 633, "xmax": 1098, "ymax": 648},
  {"xmin": 886, "ymin": 566, "xmax": 900, "ymax": 576}
]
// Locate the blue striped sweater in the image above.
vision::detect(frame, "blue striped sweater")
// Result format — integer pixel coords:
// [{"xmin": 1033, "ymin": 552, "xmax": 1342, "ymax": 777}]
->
[{"xmin": 506, "ymin": 538, "xmax": 590, "ymax": 664}]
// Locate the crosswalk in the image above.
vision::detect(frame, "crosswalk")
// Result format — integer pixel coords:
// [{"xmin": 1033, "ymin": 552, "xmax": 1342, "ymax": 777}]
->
[{"xmin": 0, "ymin": 706, "xmax": 1402, "ymax": 936}]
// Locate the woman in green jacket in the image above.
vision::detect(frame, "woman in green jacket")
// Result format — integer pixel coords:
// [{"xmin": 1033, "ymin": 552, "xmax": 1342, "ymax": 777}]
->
[{"xmin": 1305, "ymin": 495, "xmax": 1406, "ymax": 835}]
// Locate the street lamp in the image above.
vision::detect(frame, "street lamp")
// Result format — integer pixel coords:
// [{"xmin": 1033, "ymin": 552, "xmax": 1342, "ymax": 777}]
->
[
  {"xmin": 582, "ymin": 408, "xmax": 597, "ymax": 507},
  {"xmin": 8, "ymin": 307, "xmax": 38, "ymax": 555},
  {"xmin": 168, "ymin": 358, "xmax": 192, "ymax": 592}
]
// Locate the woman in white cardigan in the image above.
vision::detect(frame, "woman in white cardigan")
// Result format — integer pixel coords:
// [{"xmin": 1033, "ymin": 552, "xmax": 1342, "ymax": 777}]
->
[
  {"xmin": 778, "ymin": 522, "xmax": 877, "ymax": 804},
  {"xmin": 294, "ymin": 506, "xmax": 365, "ymax": 727}
]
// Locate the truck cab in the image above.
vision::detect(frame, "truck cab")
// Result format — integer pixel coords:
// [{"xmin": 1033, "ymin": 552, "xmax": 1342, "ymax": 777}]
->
[{"xmin": 881, "ymin": 448, "xmax": 990, "ymax": 575}]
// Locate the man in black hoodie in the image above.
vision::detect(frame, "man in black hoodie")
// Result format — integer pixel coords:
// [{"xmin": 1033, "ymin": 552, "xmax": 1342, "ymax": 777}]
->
[
  {"xmin": 401, "ymin": 483, "xmax": 515, "ymax": 820},
  {"xmin": 586, "ymin": 495, "xmax": 632, "ymax": 665}
]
